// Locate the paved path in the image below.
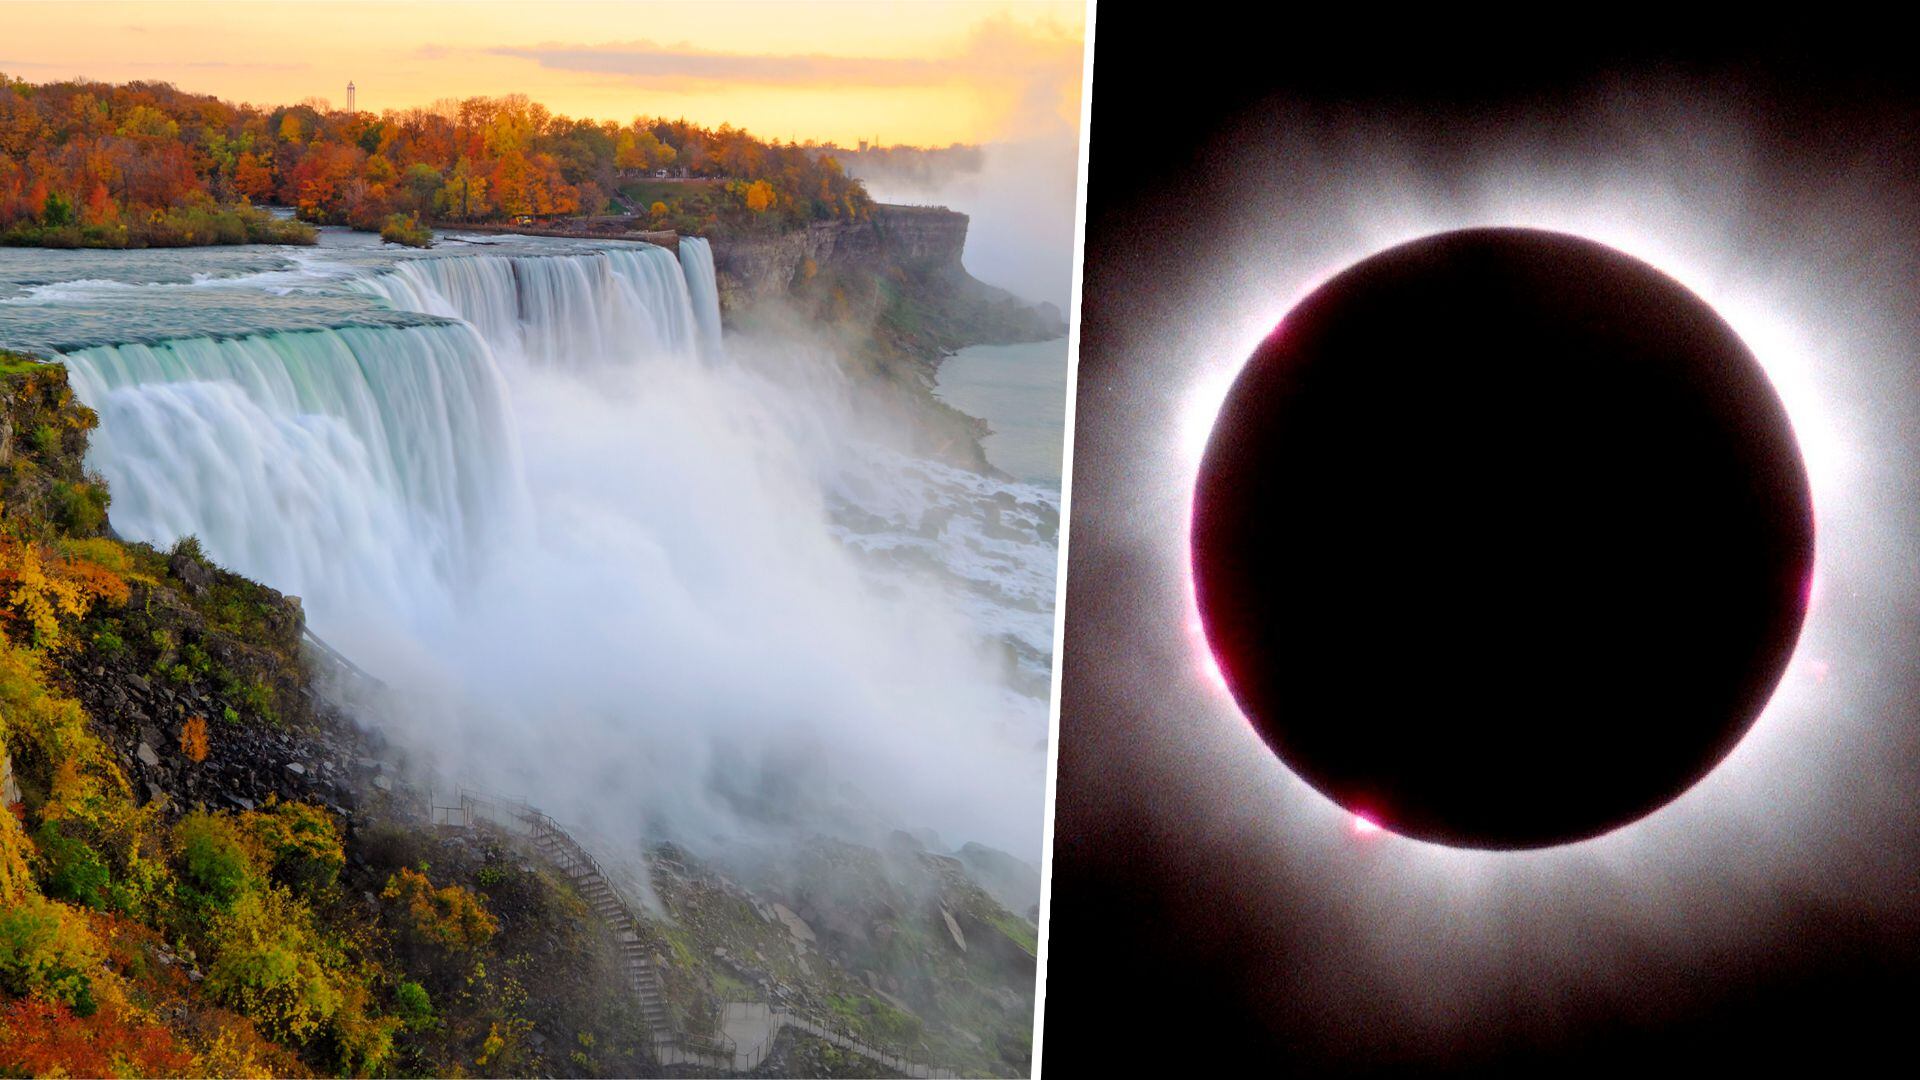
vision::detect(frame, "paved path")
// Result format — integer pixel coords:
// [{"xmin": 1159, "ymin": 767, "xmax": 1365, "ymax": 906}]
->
[{"xmin": 444, "ymin": 788, "xmax": 953, "ymax": 1077}]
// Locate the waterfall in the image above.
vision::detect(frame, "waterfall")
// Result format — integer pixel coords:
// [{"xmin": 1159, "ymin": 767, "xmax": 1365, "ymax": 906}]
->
[
  {"xmin": 59, "ymin": 323, "xmax": 525, "ymax": 626},
  {"xmin": 678, "ymin": 237, "xmax": 725, "ymax": 360},
  {"xmin": 18, "ymin": 232, "xmax": 1049, "ymax": 856},
  {"xmin": 355, "ymin": 241, "xmax": 721, "ymax": 367}
]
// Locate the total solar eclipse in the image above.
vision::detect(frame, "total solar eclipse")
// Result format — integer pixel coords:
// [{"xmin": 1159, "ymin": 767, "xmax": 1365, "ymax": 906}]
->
[{"xmin": 1190, "ymin": 227, "xmax": 1816, "ymax": 849}]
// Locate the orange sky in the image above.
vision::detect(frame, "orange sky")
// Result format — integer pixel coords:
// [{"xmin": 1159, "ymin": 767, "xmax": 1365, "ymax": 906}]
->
[{"xmin": 0, "ymin": 1, "xmax": 1088, "ymax": 146}]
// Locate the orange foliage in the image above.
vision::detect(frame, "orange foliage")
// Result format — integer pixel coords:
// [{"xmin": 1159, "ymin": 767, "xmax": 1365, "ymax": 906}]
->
[
  {"xmin": 180, "ymin": 716, "xmax": 209, "ymax": 763},
  {"xmin": 233, "ymin": 151, "xmax": 275, "ymax": 201},
  {"xmin": 382, "ymin": 867, "xmax": 498, "ymax": 950}
]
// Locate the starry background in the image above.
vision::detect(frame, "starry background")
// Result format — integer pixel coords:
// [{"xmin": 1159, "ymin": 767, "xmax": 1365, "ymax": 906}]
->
[{"xmin": 1043, "ymin": 24, "xmax": 1920, "ymax": 1074}]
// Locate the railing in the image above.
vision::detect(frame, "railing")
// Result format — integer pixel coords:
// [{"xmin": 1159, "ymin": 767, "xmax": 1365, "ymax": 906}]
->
[
  {"xmin": 723, "ymin": 1002, "xmax": 954, "ymax": 1078},
  {"xmin": 447, "ymin": 788, "xmax": 743, "ymax": 1066},
  {"xmin": 444, "ymin": 786, "xmax": 956, "ymax": 1077},
  {"xmin": 299, "ymin": 626, "xmax": 387, "ymax": 689}
]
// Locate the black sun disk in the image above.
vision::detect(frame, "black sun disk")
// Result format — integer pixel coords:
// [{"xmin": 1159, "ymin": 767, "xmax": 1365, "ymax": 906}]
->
[{"xmin": 1190, "ymin": 227, "xmax": 1816, "ymax": 849}]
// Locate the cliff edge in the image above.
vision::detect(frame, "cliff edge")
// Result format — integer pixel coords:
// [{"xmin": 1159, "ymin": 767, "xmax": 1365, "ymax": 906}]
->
[{"xmin": 709, "ymin": 205, "xmax": 1066, "ymax": 474}]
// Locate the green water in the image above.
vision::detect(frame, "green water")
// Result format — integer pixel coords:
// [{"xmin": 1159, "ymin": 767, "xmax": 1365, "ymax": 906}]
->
[{"xmin": 933, "ymin": 337, "xmax": 1070, "ymax": 486}]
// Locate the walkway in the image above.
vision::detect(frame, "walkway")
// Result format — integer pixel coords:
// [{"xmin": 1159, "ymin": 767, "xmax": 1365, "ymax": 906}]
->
[{"xmin": 438, "ymin": 787, "xmax": 953, "ymax": 1077}]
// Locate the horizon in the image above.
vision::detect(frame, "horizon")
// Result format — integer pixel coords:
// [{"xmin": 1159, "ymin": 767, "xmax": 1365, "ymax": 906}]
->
[{"xmin": 0, "ymin": 0, "xmax": 1086, "ymax": 148}]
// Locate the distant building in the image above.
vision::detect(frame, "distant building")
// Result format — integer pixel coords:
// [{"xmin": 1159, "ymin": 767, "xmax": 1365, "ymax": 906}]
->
[{"xmin": 346, "ymin": 81, "xmax": 356, "ymax": 113}]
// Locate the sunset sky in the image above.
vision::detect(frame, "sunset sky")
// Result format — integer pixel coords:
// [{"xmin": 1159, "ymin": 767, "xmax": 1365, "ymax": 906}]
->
[{"xmin": 0, "ymin": 1, "xmax": 1088, "ymax": 146}]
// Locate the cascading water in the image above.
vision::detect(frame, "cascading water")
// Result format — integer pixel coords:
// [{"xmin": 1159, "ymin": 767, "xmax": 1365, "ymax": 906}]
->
[
  {"xmin": 58, "ymin": 323, "xmax": 524, "ymax": 629},
  {"xmin": 354, "ymin": 241, "xmax": 711, "ymax": 367},
  {"xmin": 678, "ymin": 237, "xmax": 725, "ymax": 360},
  {"xmin": 3, "ymin": 230, "xmax": 1055, "ymax": 858}
]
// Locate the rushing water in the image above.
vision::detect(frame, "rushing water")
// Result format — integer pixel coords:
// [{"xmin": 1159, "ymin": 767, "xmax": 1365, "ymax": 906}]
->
[{"xmin": 0, "ymin": 228, "xmax": 1055, "ymax": 856}]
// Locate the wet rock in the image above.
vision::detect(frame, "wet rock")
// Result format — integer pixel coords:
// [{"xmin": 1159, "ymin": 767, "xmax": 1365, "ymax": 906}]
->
[
  {"xmin": 940, "ymin": 907, "xmax": 968, "ymax": 952},
  {"xmin": 169, "ymin": 548, "xmax": 215, "ymax": 594}
]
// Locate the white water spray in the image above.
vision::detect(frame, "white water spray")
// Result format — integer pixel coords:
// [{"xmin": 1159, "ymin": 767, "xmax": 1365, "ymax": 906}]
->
[{"xmin": 45, "ymin": 236, "xmax": 1049, "ymax": 859}]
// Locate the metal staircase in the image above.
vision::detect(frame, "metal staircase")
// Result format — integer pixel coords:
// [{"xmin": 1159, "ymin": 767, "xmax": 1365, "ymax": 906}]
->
[{"xmin": 441, "ymin": 787, "xmax": 953, "ymax": 1076}]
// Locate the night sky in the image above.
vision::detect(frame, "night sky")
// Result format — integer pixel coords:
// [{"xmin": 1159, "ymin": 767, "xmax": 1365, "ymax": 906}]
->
[{"xmin": 1043, "ymin": 25, "xmax": 1920, "ymax": 1074}]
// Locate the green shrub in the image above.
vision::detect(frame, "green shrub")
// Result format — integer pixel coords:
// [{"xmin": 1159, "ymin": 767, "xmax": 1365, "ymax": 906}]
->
[
  {"xmin": 169, "ymin": 534, "xmax": 207, "ymax": 565},
  {"xmin": 0, "ymin": 895, "xmax": 103, "ymax": 1016},
  {"xmin": 226, "ymin": 675, "xmax": 278, "ymax": 725},
  {"xmin": 394, "ymin": 980, "xmax": 433, "ymax": 1028},
  {"xmin": 175, "ymin": 810, "xmax": 260, "ymax": 913},
  {"xmin": 182, "ymin": 641, "xmax": 212, "ymax": 676},
  {"xmin": 379, "ymin": 212, "xmax": 432, "ymax": 248},
  {"xmin": 51, "ymin": 479, "xmax": 109, "ymax": 535},
  {"xmin": 33, "ymin": 821, "xmax": 117, "ymax": 912}
]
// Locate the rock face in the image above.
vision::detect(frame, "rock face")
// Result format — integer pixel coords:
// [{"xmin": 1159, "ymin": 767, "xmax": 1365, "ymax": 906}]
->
[
  {"xmin": 709, "ymin": 204, "xmax": 972, "ymax": 305},
  {"xmin": 955, "ymin": 842, "xmax": 1043, "ymax": 919},
  {"xmin": 2, "ymin": 353, "xmax": 380, "ymax": 826},
  {"xmin": 705, "ymin": 203, "xmax": 1065, "ymax": 477},
  {"xmin": 709, "ymin": 203, "xmax": 1065, "ymax": 346}
]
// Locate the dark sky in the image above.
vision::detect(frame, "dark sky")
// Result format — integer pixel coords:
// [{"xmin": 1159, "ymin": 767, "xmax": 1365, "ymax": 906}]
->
[{"xmin": 1043, "ymin": 23, "xmax": 1920, "ymax": 1075}]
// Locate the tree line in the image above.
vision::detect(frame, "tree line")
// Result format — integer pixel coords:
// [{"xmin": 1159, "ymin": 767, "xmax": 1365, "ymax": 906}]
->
[{"xmin": 0, "ymin": 73, "xmax": 875, "ymax": 247}]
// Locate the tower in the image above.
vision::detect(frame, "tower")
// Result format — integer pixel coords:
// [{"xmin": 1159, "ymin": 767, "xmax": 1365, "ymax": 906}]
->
[{"xmin": 346, "ymin": 81, "xmax": 356, "ymax": 113}]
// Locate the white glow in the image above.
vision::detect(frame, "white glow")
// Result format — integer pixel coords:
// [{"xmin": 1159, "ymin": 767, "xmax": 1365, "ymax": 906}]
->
[
  {"xmin": 1178, "ymin": 194, "xmax": 1861, "ymax": 876},
  {"xmin": 1093, "ymin": 78, "xmax": 1917, "ymax": 1062}
]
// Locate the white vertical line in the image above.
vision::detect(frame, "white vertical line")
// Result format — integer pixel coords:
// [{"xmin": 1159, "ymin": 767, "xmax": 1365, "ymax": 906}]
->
[{"xmin": 1033, "ymin": 2, "xmax": 1095, "ymax": 1077}]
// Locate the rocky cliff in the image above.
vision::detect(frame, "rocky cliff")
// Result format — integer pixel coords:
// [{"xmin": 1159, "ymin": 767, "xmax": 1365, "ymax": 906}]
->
[
  {"xmin": 711, "ymin": 205, "xmax": 955, "ymax": 301},
  {"xmin": 709, "ymin": 204, "xmax": 1065, "ymax": 345},
  {"xmin": 709, "ymin": 204, "xmax": 1066, "ymax": 475}
]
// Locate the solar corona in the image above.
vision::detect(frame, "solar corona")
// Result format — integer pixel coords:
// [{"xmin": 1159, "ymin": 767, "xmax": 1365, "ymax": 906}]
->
[{"xmin": 1190, "ymin": 227, "xmax": 1817, "ymax": 849}]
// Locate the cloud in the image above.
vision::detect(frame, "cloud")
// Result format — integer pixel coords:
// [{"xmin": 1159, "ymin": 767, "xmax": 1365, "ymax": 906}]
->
[
  {"xmin": 493, "ymin": 41, "xmax": 939, "ymax": 88},
  {"xmin": 1, "ymin": 59, "xmax": 309, "ymax": 73},
  {"xmin": 491, "ymin": 14, "xmax": 1082, "ymax": 140}
]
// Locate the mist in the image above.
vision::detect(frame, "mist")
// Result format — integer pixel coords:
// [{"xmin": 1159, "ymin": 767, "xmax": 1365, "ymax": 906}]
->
[
  {"xmin": 363, "ymin": 334, "xmax": 1050, "ymax": 863},
  {"xmin": 59, "ymin": 239, "xmax": 1055, "ymax": 882},
  {"xmin": 852, "ymin": 135, "xmax": 1081, "ymax": 314}
]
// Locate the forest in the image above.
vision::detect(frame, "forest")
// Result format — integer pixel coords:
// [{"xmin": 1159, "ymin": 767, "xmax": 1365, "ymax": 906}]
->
[{"xmin": 0, "ymin": 73, "xmax": 874, "ymax": 247}]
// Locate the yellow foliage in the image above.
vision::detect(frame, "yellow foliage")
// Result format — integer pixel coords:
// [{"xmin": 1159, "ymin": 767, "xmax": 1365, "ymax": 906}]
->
[
  {"xmin": 476, "ymin": 1021, "xmax": 505, "ymax": 1066},
  {"xmin": 245, "ymin": 797, "xmax": 343, "ymax": 896},
  {"xmin": 0, "ymin": 894, "xmax": 107, "ymax": 1012},
  {"xmin": 744, "ymin": 179, "xmax": 776, "ymax": 212},
  {"xmin": 1, "ymin": 631, "xmax": 132, "ymax": 831},
  {"xmin": 0, "ymin": 536, "xmax": 131, "ymax": 650},
  {"xmin": 197, "ymin": 1018, "xmax": 288, "ymax": 1079},
  {"xmin": 1, "ymin": 541, "xmax": 88, "ymax": 646},
  {"xmin": 0, "ymin": 801, "xmax": 34, "ymax": 906},
  {"xmin": 56, "ymin": 535, "xmax": 156, "ymax": 587},
  {"xmin": 205, "ymin": 886, "xmax": 341, "ymax": 1045}
]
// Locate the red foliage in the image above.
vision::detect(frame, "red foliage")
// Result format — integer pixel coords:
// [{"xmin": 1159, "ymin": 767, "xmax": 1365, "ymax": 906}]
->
[{"xmin": 0, "ymin": 998, "xmax": 197, "ymax": 1079}]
